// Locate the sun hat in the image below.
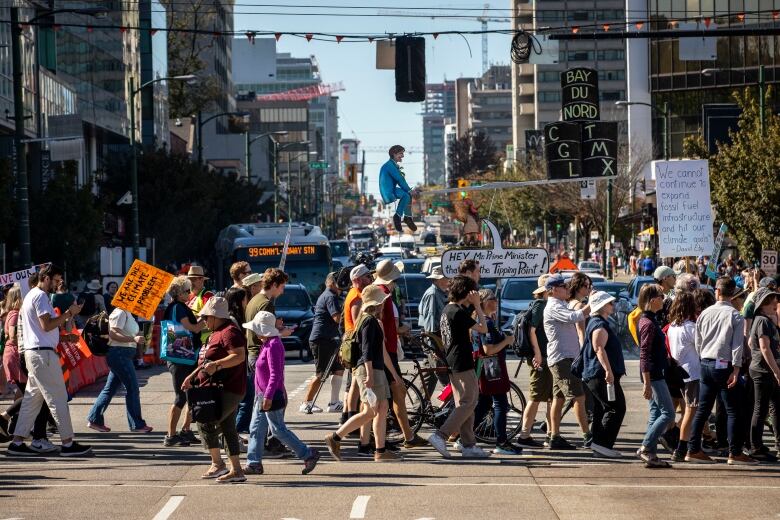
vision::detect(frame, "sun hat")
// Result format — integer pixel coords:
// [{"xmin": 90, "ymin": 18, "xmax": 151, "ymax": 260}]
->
[
  {"xmin": 653, "ymin": 266, "xmax": 676, "ymax": 281},
  {"xmin": 427, "ymin": 266, "xmax": 445, "ymax": 280},
  {"xmin": 533, "ymin": 274, "xmax": 551, "ymax": 295},
  {"xmin": 759, "ymin": 276, "xmax": 778, "ymax": 289},
  {"xmin": 86, "ymin": 279, "xmax": 102, "ymax": 291},
  {"xmin": 199, "ymin": 296, "xmax": 230, "ymax": 319},
  {"xmin": 361, "ymin": 285, "xmax": 390, "ymax": 308},
  {"xmin": 187, "ymin": 265, "xmax": 209, "ymax": 279},
  {"xmin": 374, "ymin": 259, "xmax": 401, "ymax": 285},
  {"xmin": 243, "ymin": 310, "xmax": 279, "ymax": 337},
  {"xmin": 544, "ymin": 273, "xmax": 566, "ymax": 291},
  {"xmin": 752, "ymin": 287, "xmax": 780, "ymax": 310},
  {"xmin": 241, "ymin": 272, "xmax": 263, "ymax": 288},
  {"xmin": 350, "ymin": 264, "xmax": 372, "ymax": 280},
  {"xmin": 589, "ymin": 291, "xmax": 616, "ymax": 313}
]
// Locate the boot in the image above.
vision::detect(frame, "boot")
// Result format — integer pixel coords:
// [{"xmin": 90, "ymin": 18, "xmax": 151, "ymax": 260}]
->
[
  {"xmin": 403, "ymin": 216, "xmax": 417, "ymax": 232},
  {"xmin": 392, "ymin": 214, "xmax": 402, "ymax": 232}
]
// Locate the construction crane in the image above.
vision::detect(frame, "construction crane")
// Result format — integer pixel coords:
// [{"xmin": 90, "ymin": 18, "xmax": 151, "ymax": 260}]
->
[{"xmin": 254, "ymin": 82, "xmax": 345, "ymax": 102}]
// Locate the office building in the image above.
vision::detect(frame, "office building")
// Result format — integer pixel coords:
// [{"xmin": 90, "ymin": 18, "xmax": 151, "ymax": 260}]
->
[
  {"xmin": 455, "ymin": 65, "xmax": 513, "ymax": 155},
  {"xmin": 422, "ymin": 81, "xmax": 455, "ymax": 186},
  {"xmin": 139, "ymin": 0, "xmax": 169, "ymax": 149},
  {"xmin": 443, "ymin": 119, "xmax": 457, "ymax": 186}
]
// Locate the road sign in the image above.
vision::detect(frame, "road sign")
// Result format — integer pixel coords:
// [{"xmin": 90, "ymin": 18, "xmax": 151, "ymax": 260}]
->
[
  {"xmin": 580, "ymin": 179, "xmax": 596, "ymax": 200},
  {"xmin": 432, "ymin": 201, "xmax": 450, "ymax": 207},
  {"xmin": 762, "ymin": 249, "xmax": 778, "ymax": 276},
  {"xmin": 309, "ymin": 161, "xmax": 329, "ymax": 169}
]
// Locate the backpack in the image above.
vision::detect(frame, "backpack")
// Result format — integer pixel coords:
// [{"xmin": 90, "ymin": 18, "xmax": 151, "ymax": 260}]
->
[
  {"xmin": 82, "ymin": 311, "xmax": 110, "ymax": 356},
  {"xmin": 339, "ymin": 313, "xmax": 370, "ymax": 370},
  {"xmin": 78, "ymin": 292, "xmax": 97, "ymax": 317},
  {"xmin": 511, "ymin": 304, "xmax": 536, "ymax": 359}
]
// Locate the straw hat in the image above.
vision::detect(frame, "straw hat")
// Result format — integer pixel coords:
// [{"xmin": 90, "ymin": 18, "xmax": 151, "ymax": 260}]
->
[
  {"xmin": 187, "ymin": 265, "xmax": 209, "ymax": 279},
  {"xmin": 374, "ymin": 259, "xmax": 401, "ymax": 285},
  {"xmin": 361, "ymin": 285, "xmax": 390, "ymax": 308},
  {"xmin": 533, "ymin": 274, "xmax": 551, "ymax": 295}
]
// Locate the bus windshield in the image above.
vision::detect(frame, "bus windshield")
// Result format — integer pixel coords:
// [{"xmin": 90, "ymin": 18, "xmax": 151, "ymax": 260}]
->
[
  {"xmin": 234, "ymin": 244, "xmax": 331, "ymax": 296},
  {"xmin": 331, "ymin": 242, "xmax": 349, "ymax": 257}
]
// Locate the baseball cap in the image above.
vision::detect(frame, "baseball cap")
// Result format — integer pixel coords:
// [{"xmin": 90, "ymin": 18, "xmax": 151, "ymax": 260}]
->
[
  {"xmin": 544, "ymin": 273, "xmax": 566, "ymax": 291},
  {"xmin": 350, "ymin": 264, "xmax": 372, "ymax": 281},
  {"xmin": 241, "ymin": 272, "xmax": 263, "ymax": 287},
  {"xmin": 653, "ymin": 266, "xmax": 676, "ymax": 280},
  {"xmin": 533, "ymin": 274, "xmax": 551, "ymax": 295}
]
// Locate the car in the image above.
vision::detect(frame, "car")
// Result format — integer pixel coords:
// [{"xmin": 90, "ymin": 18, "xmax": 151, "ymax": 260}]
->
[
  {"xmin": 396, "ymin": 273, "xmax": 432, "ymax": 331},
  {"xmin": 398, "ymin": 258, "xmax": 425, "ymax": 274},
  {"xmin": 378, "ymin": 246, "xmax": 406, "ymax": 259},
  {"xmin": 620, "ymin": 276, "xmax": 656, "ymax": 307},
  {"xmin": 332, "ymin": 258, "xmax": 344, "ymax": 270},
  {"xmin": 498, "ymin": 276, "xmax": 538, "ymax": 330},
  {"xmin": 273, "ymin": 284, "xmax": 315, "ymax": 361},
  {"xmin": 578, "ymin": 260, "xmax": 603, "ymax": 274},
  {"xmin": 421, "ymin": 231, "xmax": 437, "ymax": 245},
  {"xmin": 329, "ymin": 239, "xmax": 351, "ymax": 268},
  {"xmin": 421, "ymin": 256, "xmax": 441, "ymax": 275}
]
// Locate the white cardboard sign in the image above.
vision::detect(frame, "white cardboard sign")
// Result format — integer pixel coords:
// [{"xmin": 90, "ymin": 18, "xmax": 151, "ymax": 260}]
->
[
  {"xmin": 0, "ymin": 266, "xmax": 38, "ymax": 297},
  {"xmin": 653, "ymin": 160, "xmax": 715, "ymax": 258},
  {"xmin": 440, "ymin": 220, "xmax": 548, "ymax": 279}
]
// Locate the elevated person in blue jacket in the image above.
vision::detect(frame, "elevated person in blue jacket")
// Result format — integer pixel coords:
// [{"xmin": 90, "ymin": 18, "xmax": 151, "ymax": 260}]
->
[{"xmin": 379, "ymin": 145, "xmax": 419, "ymax": 233}]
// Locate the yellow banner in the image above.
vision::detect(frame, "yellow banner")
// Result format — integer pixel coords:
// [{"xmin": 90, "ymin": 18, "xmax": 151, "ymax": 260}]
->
[{"xmin": 111, "ymin": 260, "xmax": 174, "ymax": 320}]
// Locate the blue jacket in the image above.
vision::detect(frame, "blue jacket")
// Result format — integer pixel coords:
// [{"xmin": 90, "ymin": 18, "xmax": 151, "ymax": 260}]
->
[{"xmin": 379, "ymin": 159, "xmax": 411, "ymax": 204}]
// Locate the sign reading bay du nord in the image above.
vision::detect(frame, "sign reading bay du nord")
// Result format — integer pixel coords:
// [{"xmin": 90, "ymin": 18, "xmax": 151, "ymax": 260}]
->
[
  {"xmin": 544, "ymin": 122, "xmax": 582, "ymax": 179},
  {"xmin": 440, "ymin": 220, "xmax": 548, "ymax": 279},
  {"xmin": 561, "ymin": 67, "xmax": 599, "ymax": 121},
  {"xmin": 581, "ymin": 121, "xmax": 618, "ymax": 177}
]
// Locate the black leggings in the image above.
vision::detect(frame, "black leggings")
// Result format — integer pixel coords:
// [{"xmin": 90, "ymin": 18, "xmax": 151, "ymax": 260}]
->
[
  {"xmin": 751, "ymin": 372, "xmax": 780, "ymax": 449},
  {"xmin": 168, "ymin": 362, "xmax": 195, "ymax": 409},
  {"xmin": 6, "ymin": 380, "xmax": 52, "ymax": 440}
]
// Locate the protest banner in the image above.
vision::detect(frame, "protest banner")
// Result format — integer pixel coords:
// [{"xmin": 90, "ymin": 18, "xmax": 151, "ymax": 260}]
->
[
  {"xmin": 441, "ymin": 220, "xmax": 548, "ymax": 278},
  {"xmin": 112, "ymin": 260, "xmax": 174, "ymax": 320},
  {"xmin": 0, "ymin": 263, "xmax": 50, "ymax": 297},
  {"xmin": 653, "ymin": 159, "xmax": 715, "ymax": 258},
  {"xmin": 705, "ymin": 223, "xmax": 728, "ymax": 280}
]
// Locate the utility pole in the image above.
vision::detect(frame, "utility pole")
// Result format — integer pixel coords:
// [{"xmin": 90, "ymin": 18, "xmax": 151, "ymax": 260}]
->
[
  {"xmin": 360, "ymin": 150, "xmax": 366, "ymax": 211},
  {"xmin": 11, "ymin": 7, "xmax": 32, "ymax": 266},
  {"xmin": 129, "ymin": 76, "xmax": 141, "ymax": 259}
]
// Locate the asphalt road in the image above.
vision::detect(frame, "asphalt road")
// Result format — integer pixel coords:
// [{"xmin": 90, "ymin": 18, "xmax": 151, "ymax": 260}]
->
[{"xmin": 2, "ymin": 359, "xmax": 780, "ymax": 520}]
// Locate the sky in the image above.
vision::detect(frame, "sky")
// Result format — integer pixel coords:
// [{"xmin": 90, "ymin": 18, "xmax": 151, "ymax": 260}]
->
[{"xmin": 233, "ymin": 1, "xmax": 513, "ymax": 198}]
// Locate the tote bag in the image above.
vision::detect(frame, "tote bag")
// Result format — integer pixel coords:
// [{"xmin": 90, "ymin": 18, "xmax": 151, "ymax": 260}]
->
[{"xmin": 160, "ymin": 305, "xmax": 198, "ymax": 365}]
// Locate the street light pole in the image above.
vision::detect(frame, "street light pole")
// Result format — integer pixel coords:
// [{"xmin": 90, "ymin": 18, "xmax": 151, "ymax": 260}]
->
[
  {"xmin": 197, "ymin": 110, "xmax": 203, "ymax": 165},
  {"xmin": 10, "ymin": 7, "xmax": 31, "ymax": 266},
  {"xmin": 245, "ymin": 130, "xmax": 251, "ymax": 182},
  {"xmin": 273, "ymin": 139, "xmax": 279, "ymax": 222}
]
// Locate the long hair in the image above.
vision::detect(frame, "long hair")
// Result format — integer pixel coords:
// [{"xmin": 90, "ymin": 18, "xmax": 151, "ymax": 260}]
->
[
  {"xmin": 2, "ymin": 286, "xmax": 22, "ymax": 314},
  {"xmin": 225, "ymin": 287, "xmax": 247, "ymax": 325},
  {"xmin": 668, "ymin": 292, "xmax": 697, "ymax": 326}
]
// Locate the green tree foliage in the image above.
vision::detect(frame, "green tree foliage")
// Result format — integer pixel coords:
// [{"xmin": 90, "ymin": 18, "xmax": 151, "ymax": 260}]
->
[
  {"xmin": 683, "ymin": 89, "xmax": 780, "ymax": 261},
  {"xmin": 100, "ymin": 150, "xmax": 264, "ymax": 269},
  {"xmin": 29, "ymin": 162, "xmax": 104, "ymax": 278}
]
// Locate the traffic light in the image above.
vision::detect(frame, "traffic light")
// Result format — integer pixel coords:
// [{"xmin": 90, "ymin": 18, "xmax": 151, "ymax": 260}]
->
[
  {"xmin": 457, "ymin": 178, "xmax": 470, "ymax": 199},
  {"xmin": 427, "ymin": 203, "xmax": 434, "ymax": 215}
]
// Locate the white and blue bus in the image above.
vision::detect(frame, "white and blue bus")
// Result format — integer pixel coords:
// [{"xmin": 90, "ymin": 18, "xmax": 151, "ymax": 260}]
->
[{"xmin": 216, "ymin": 223, "xmax": 332, "ymax": 297}]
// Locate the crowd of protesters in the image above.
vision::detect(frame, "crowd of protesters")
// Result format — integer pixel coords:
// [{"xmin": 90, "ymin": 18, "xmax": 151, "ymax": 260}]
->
[{"xmin": 0, "ymin": 251, "xmax": 778, "ymax": 479}]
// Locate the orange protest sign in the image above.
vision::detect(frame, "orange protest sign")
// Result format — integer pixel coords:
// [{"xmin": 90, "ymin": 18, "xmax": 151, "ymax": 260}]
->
[{"xmin": 111, "ymin": 260, "xmax": 174, "ymax": 320}]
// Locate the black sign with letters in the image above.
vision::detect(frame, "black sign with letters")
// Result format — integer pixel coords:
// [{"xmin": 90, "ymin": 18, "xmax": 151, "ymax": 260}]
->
[
  {"xmin": 544, "ymin": 122, "xmax": 582, "ymax": 179},
  {"xmin": 581, "ymin": 122, "xmax": 618, "ymax": 177},
  {"xmin": 561, "ymin": 67, "xmax": 600, "ymax": 122},
  {"xmin": 525, "ymin": 129, "xmax": 544, "ymax": 157}
]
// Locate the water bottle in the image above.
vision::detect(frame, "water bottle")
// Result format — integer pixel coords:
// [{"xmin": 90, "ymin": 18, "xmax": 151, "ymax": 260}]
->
[{"xmin": 606, "ymin": 382, "xmax": 616, "ymax": 402}]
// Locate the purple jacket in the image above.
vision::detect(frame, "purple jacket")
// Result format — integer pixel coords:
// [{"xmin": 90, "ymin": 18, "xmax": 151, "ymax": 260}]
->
[{"xmin": 254, "ymin": 336, "xmax": 286, "ymax": 399}]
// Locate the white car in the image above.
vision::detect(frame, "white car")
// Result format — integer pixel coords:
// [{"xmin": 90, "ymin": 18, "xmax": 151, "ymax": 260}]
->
[{"xmin": 577, "ymin": 261, "xmax": 603, "ymax": 274}]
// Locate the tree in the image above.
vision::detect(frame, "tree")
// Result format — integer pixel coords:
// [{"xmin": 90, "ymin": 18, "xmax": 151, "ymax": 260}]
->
[
  {"xmin": 683, "ymin": 88, "xmax": 780, "ymax": 261},
  {"xmin": 446, "ymin": 130, "xmax": 499, "ymax": 186},
  {"xmin": 29, "ymin": 162, "xmax": 104, "ymax": 279},
  {"xmin": 161, "ymin": 0, "xmax": 225, "ymax": 117},
  {"xmin": 99, "ymin": 150, "xmax": 264, "ymax": 270}
]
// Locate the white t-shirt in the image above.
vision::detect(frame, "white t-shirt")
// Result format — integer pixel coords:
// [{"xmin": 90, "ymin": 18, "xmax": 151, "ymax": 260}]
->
[
  {"xmin": 108, "ymin": 308, "xmax": 140, "ymax": 349},
  {"xmin": 20, "ymin": 287, "xmax": 59, "ymax": 350},
  {"xmin": 667, "ymin": 320, "xmax": 700, "ymax": 382}
]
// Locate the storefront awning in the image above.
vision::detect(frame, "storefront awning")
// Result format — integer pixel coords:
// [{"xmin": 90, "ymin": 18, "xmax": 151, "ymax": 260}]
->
[{"xmin": 638, "ymin": 226, "xmax": 655, "ymax": 236}]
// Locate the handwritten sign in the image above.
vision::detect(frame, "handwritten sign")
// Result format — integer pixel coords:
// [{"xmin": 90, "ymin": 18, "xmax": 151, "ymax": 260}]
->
[
  {"xmin": 654, "ymin": 160, "xmax": 715, "ymax": 258},
  {"xmin": 441, "ymin": 220, "xmax": 548, "ymax": 279},
  {"xmin": 544, "ymin": 122, "xmax": 582, "ymax": 179},
  {"xmin": 581, "ymin": 122, "xmax": 618, "ymax": 177},
  {"xmin": 705, "ymin": 223, "xmax": 728, "ymax": 280},
  {"xmin": 112, "ymin": 259, "xmax": 174, "ymax": 320},
  {"xmin": 561, "ymin": 67, "xmax": 599, "ymax": 122},
  {"xmin": 0, "ymin": 264, "xmax": 49, "ymax": 297}
]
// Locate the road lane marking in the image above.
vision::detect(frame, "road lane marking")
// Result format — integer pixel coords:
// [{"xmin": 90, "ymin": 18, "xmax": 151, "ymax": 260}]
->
[
  {"xmin": 152, "ymin": 496, "xmax": 185, "ymax": 520},
  {"xmin": 349, "ymin": 495, "xmax": 371, "ymax": 518}
]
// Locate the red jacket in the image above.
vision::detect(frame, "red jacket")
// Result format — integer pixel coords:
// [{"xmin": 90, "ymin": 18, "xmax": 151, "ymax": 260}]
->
[{"xmin": 377, "ymin": 284, "xmax": 398, "ymax": 354}]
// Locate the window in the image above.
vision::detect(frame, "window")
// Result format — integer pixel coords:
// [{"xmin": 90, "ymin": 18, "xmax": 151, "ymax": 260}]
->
[
  {"xmin": 598, "ymin": 70, "xmax": 626, "ymax": 81},
  {"xmin": 538, "ymin": 91, "xmax": 561, "ymax": 102},
  {"xmin": 596, "ymin": 49, "xmax": 625, "ymax": 61},
  {"xmin": 599, "ymin": 90, "xmax": 625, "ymax": 101}
]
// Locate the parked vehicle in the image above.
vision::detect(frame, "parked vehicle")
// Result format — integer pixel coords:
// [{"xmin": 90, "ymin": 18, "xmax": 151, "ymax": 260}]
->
[
  {"xmin": 274, "ymin": 283, "xmax": 315, "ymax": 361},
  {"xmin": 398, "ymin": 258, "xmax": 425, "ymax": 274},
  {"xmin": 396, "ymin": 273, "xmax": 432, "ymax": 332},
  {"xmin": 330, "ymin": 239, "xmax": 351, "ymax": 267},
  {"xmin": 577, "ymin": 260, "xmax": 603, "ymax": 274}
]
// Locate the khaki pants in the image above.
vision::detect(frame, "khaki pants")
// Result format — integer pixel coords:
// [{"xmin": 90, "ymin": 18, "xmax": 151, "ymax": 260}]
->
[
  {"xmin": 13, "ymin": 350, "xmax": 74, "ymax": 440},
  {"xmin": 439, "ymin": 369, "xmax": 478, "ymax": 446}
]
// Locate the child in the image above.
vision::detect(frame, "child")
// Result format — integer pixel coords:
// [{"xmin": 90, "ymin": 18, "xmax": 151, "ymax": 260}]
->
[
  {"xmin": 379, "ymin": 145, "xmax": 419, "ymax": 233},
  {"xmin": 243, "ymin": 311, "xmax": 320, "ymax": 476}
]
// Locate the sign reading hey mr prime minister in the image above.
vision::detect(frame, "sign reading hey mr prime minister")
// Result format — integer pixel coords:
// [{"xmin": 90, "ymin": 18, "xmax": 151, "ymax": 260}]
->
[{"xmin": 654, "ymin": 159, "xmax": 715, "ymax": 258}]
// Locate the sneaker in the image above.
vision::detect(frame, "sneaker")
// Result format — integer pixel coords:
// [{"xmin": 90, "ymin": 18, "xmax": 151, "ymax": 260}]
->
[
  {"xmin": 582, "ymin": 431, "xmax": 593, "ymax": 449},
  {"xmin": 402, "ymin": 434, "xmax": 429, "ymax": 448},
  {"xmin": 326, "ymin": 401, "xmax": 344, "ymax": 413},
  {"xmin": 179, "ymin": 429, "xmax": 198, "ymax": 444},
  {"xmin": 728, "ymin": 454, "xmax": 759, "ymax": 465},
  {"xmin": 685, "ymin": 450, "xmax": 716, "ymax": 464},
  {"xmin": 30, "ymin": 438, "xmax": 59, "ymax": 454},
  {"xmin": 590, "ymin": 442, "xmax": 622, "ymax": 459},
  {"xmin": 493, "ymin": 443, "xmax": 523, "ymax": 455},
  {"xmin": 427, "ymin": 432, "xmax": 451, "ymax": 458},
  {"xmin": 302, "ymin": 448, "xmax": 320, "ymax": 474},
  {"xmin": 216, "ymin": 471, "xmax": 247, "ymax": 484},
  {"xmin": 163, "ymin": 434, "xmax": 190, "ymax": 447},
  {"xmin": 548, "ymin": 435, "xmax": 576, "ymax": 450},
  {"xmin": 461, "ymin": 445, "xmax": 491, "ymax": 458},
  {"xmin": 375, "ymin": 450, "xmax": 403, "ymax": 462},
  {"xmin": 670, "ymin": 450, "xmax": 686, "ymax": 463},
  {"xmin": 637, "ymin": 447, "xmax": 653, "ymax": 463},
  {"xmin": 750, "ymin": 448, "xmax": 778, "ymax": 462},
  {"xmin": 392, "ymin": 214, "xmax": 403, "ymax": 233},
  {"xmin": 325, "ymin": 434, "xmax": 342, "ymax": 461},
  {"xmin": 357, "ymin": 444, "xmax": 375, "ymax": 458},
  {"xmin": 516, "ymin": 435, "xmax": 544, "ymax": 448},
  {"xmin": 60, "ymin": 441, "xmax": 92, "ymax": 457},
  {"xmin": 264, "ymin": 437, "xmax": 291, "ymax": 459},
  {"xmin": 87, "ymin": 422, "xmax": 111, "ymax": 433},
  {"xmin": 299, "ymin": 402, "xmax": 323, "ymax": 413},
  {"xmin": 543, "ymin": 434, "xmax": 551, "ymax": 448},
  {"xmin": 243, "ymin": 464, "xmax": 264, "ymax": 475},
  {"xmin": 645, "ymin": 456, "xmax": 672, "ymax": 469},
  {"xmin": 131, "ymin": 425, "xmax": 154, "ymax": 433},
  {"xmin": 7, "ymin": 442, "xmax": 41, "ymax": 456},
  {"xmin": 452, "ymin": 439, "xmax": 464, "ymax": 452},
  {"xmin": 403, "ymin": 216, "xmax": 417, "ymax": 232}
]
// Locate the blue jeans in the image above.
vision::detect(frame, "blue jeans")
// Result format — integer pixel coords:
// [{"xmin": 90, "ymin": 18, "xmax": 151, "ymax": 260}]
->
[
  {"xmin": 247, "ymin": 396, "xmax": 312, "ymax": 467},
  {"xmin": 642, "ymin": 379, "xmax": 675, "ymax": 454},
  {"xmin": 235, "ymin": 354, "xmax": 257, "ymax": 433},
  {"xmin": 87, "ymin": 347, "xmax": 146, "ymax": 430},
  {"xmin": 689, "ymin": 359, "xmax": 746, "ymax": 456},
  {"xmin": 392, "ymin": 186, "xmax": 411, "ymax": 217},
  {"xmin": 474, "ymin": 393, "xmax": 509, "ymax": 445}
]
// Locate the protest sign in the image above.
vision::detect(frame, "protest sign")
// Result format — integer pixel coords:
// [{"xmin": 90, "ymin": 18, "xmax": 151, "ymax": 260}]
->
[
  {"xmin": 561, "ymin": 67, "xmax": 600, "ymax": 121},
  {"xmin": 654, "ymin": 160, "xmax": 715, "ymax": 258},
  {"xmin": 705, "ymin": 223, "xmax": 728, "ymax": 280},
  {"xmin": 441, "ymin": 220, "xmax": 548, "ymax": 278},
  {"xmin": 0, "ymin": 263, "xmax": 50, "ymax": 297},
  {"xmin": 112, "ymin": 260, "xmax": 174, "ymax": 320}
]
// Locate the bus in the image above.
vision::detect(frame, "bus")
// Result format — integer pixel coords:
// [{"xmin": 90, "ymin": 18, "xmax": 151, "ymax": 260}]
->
[{"xmin": 216, "ymin": 222, "xmax": 331, "ymax": 296}]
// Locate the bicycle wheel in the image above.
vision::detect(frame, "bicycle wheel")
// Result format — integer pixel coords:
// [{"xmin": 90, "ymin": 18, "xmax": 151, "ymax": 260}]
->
[
  {"xmin": 473, "ymin": 382, "xmax": 527, "ymax": 444},
  {"xmin": 385, "ymin": 377, "xmax": 424, "ymax": 444}
]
